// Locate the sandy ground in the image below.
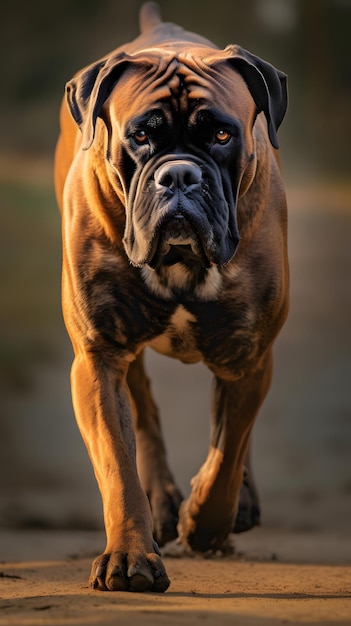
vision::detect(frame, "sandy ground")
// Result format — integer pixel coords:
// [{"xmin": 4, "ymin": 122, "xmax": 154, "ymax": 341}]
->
[{"xmin": 1, "ymin": 528, "xmax": 351, "ymax": 625}]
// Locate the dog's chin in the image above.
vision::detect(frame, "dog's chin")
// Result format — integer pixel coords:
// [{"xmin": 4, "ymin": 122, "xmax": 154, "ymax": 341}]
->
[{"xmin": 147, "ymin": 215, "xmax": 212, "ymax": 270}]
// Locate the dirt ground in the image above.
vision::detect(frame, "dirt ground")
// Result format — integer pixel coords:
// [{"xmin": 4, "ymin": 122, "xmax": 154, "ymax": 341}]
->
[{"xmin": 1, "ymin": 528, "xmax": 350, "ymax": 625}]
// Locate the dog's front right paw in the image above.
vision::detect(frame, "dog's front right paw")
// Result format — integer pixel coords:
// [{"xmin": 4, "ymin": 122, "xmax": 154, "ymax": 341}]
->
[{"xmin": 89, "ymin": 548, "xmax": 170, "ymax": 592}]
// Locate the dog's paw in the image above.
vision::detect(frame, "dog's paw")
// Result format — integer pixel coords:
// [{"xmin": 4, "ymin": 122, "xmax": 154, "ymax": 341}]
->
[
  {"xmin": 177, "ymin": 497, "xmax": 233, "ymax": 553},
  {"xmin": 149, "ymin": 483, "xmax": 184, "ymax": 547},
  {"xmin": 89, "ymin": 547, "xmax": 170, "ymax": 592},
  {"xmin": 233, "ymin": 473, "xmax": 261, "ymax": 533}
]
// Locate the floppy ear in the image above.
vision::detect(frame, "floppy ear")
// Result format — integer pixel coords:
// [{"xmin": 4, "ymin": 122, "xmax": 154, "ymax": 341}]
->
[
  {"xmin": 226, "ymin": 45, "xmax": 288, "ymax": 149},
  {"xmin": 65, "ymin": 52, "xmax": 141, "ymax": 150}
]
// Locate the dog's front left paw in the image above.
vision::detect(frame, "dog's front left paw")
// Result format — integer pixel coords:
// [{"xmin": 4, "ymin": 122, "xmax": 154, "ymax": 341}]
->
[{"xmin": 89, "ymin": 548, "xmax": 170, "ymax": 592}]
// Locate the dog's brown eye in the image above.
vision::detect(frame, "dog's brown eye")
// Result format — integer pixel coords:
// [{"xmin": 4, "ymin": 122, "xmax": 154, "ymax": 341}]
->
[
  {"xmin": 215, "ymin": 130, "xmax": 231, "ymax": 144},
  {"xmin": 134, "ymin": 130, "xmax": 149, "ymax": 145}
]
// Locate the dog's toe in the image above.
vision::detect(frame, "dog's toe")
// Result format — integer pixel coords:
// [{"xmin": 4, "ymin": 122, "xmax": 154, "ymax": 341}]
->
[
  {"xmin": 90, "ymin": 554, "xmax": 110, "ymax": 591},
  {"xmin": 106, "ymin": 556, "xmax": 129, "ymax": 591}
]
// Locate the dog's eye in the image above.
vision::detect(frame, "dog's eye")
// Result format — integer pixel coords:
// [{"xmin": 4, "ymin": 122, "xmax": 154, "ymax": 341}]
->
[
  {"xmin": 215, "ymin": 130, "xmax": 231, "ymax": 144},
  {"xmin": 133, "ymin": 130, "xmax": 149, "ymax": 145}
]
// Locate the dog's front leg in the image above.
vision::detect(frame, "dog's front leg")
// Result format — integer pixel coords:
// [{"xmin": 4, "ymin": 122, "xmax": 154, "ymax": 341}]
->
[
  {"xmin": 70, "ymin": 352, "xmax": 170, "ymax": 592},
  {"xmin": 177, "ymin": 352, "xmax": 273, "ymax": 552},
  {"xmin": 127, "ymin": 351, "xmax": 184, "ymax": 547}
]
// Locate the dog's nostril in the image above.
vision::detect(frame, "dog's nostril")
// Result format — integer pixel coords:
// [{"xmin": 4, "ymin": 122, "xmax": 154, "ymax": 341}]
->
[
  {"xmin": 183, "ymin": 171, "xmax": 197, "ymax": 187},
  {"xmin": 158, "ymin": 172, "xmax": 174, "ymax": 188}
]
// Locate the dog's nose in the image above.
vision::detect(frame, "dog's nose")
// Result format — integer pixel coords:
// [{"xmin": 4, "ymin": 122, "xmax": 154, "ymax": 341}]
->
[{"xmin": 155, "ymin": 160, "xmax": 202, "ymax": 193}]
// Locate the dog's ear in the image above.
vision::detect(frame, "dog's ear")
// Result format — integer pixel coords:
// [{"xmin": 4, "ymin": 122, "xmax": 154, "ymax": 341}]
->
[
  {"xmin": 65, "ymin": 52, "xmax": 138, "ymax": 150},
  {"xmin": 226, "ymin": 45, "xmax": 288, "ymax": 149}
]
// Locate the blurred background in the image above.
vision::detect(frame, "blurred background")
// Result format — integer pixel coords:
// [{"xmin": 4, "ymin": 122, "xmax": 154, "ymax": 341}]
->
[{"xmin": 1, "ymin": 0, "xmax": 350, "ymax": 538}]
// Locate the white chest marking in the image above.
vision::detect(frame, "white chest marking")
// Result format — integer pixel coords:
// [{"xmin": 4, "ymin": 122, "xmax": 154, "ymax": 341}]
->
[
  {"xmin": 149, "ymin": 305, "xmax": 200, "ymax": 362},
  {"xmin": 170, "ymin": 305, "xmax": 196, "ymax": 331}
]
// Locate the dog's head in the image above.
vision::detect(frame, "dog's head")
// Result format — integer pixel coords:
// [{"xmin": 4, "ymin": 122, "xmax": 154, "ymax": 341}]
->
[{"xmin": 66, "ymin": 44, "xmax": 287, "ymax": 271}]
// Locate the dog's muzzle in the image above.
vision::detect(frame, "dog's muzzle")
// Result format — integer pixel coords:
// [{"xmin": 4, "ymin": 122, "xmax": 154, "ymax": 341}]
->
[
  {"xmin": 149, "ymin": 160, "xmax": 209, "ymax": 268},
  {"xmin": 123, "ymin": 153, "xmax": 240, "ymax": 269}
]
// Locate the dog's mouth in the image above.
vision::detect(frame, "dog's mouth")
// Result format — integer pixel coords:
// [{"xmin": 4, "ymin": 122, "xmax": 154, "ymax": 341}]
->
[{"xmin": 148, "ymin": 214, "xmax": 211, "ymax": 269}]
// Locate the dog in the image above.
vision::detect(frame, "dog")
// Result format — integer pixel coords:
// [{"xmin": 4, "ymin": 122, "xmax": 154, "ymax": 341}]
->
[{"xmin": 54, "ymin": 2, "xmax": 288, "ymax": 592}]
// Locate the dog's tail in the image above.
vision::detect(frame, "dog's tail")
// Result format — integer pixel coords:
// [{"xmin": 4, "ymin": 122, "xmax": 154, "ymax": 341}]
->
[{"xmin": 139, "ymin": 2, "xmax": 162, "ymax": 33}]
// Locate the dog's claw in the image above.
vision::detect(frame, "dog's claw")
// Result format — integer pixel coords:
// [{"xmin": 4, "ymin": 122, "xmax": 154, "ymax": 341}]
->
[{"xmin": 95, "ymin": 565, "xmax": 104, "ymax": 579}]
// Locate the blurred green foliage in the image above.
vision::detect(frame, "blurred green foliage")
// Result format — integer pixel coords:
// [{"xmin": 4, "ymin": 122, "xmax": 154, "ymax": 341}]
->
[{"xmin": 0, "ymin": 180, "xmax": 63, "ymax": 388}]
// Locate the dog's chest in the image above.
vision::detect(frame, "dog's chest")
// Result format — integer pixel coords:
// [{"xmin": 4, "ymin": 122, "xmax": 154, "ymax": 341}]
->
[{"xmin": 149, "ymin": 305, "xmax": 201, "ymax": 363}]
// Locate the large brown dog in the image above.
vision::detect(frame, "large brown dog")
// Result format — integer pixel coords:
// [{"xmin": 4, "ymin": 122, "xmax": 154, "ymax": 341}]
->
[{"xmin": 55, "ymin": 2, "xmax": 288, "ymax": 592}]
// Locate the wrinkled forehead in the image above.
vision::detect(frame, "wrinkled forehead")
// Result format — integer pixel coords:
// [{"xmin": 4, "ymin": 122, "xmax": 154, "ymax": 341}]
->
[{"xmin": 105, "ymin": 49, "xmax": 255, "ymax": 127}]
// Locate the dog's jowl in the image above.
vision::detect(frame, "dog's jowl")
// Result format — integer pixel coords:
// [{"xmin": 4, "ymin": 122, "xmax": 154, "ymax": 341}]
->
[{"xmin": 54, "ymin": 2, "xmax": 288, "ymax": 592}]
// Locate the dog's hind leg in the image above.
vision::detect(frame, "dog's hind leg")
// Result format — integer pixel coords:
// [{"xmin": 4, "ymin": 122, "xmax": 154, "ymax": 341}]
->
[{"xmin": 127, "ymin": 351, "xmax": 184, "ymax": 546}]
